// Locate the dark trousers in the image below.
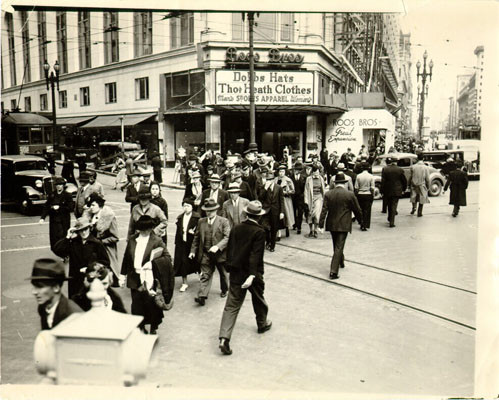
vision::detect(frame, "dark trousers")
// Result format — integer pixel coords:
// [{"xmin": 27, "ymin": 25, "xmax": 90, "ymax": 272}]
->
[
  {"xmin": 292, "ymin": 197, "xmax": 304, "ymax": 230},
  {"xmin": 198, "ymin": 256, "xmax": 228, "ymax": 298},
  {"xmin": 386, "ymin": 196, "xmax": 399, "ymax": 226},
  {"xmin": 356, "ymin": 193, "xmax": 373, "ymax": 229},
  {"xmin": 265, "ymin": 215, "xmax": 278, "ymax": 249},
  {"xmin": 330, "ymin": 231, "xmax": 348, "ymax": 274},
  {"xmin": 382, "ymin": 196, "xmax": 387, "ymax": 213},
  {"xmin": 219, "ymin": 275, "xmax": 268, "ymax": 340}
]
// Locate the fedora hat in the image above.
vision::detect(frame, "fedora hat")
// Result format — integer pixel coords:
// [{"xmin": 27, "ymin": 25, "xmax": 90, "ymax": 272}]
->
[
  {"xmin": 27, "ymin": 258, "xmax": 70, "ymax": 281},
  {"xmin": 201, "ymin": 198, "xmax": 220, "ymax": 211},
  {"xmin": 188, "ymin": 154, "xmax": 198, "ymax": 161},
  {"xmin": 135, "ymin": 215, "xmax": 156, "ymax": 231},
  {"xmin": 78, "ymin": 171, "xmax": 91, "ymax": 182},
  {"xmin": 182, "ymin": 197, "xmax": 195, "ymax": 207},
  {"xmin": 232, "ymin": 171, "xmax": 242, "ymax": 179},
  {"xmin": 191, "ymin": 171, "xmax": 202, "ymax": 179},
  {"xmin": 243, "ymin": 200, "xmax": 266, "ymax": 216},
  {"xmin": 208, "ymin": 174, "xmax": 222, "ymax": 182},
  {"xmin": 128, "ymin": 168, "xmax": 142, "ymax": 177},
  {"xmin": 293, "ymin": 162, "xmax": 303, "ymax": 170},
  {"xmin": 53, "ymin": 176, "xmax": 66, "ymax": 186},
  {"xmin": 334, "ymin": 173, "xmax": 348, "ymax": 184},
  {"xmin": 277, "ymin": 164, "xmax": 287, "ymax": 171},
  {"xmin": 73, "ymin": 217, "xmax": 91, "ymax": 231},
  {"xmin": 337, "ymin": 162, "xmax": 345, "ymax": 170},
  {"xmin": 137, "ymin": 187, "xmax": 152, "ymax": 200},
  {"xmin": 257, "ymin": 158, "xmax": 268, "ymax": 167},
  {"xmin": 227, "ymin": 183, "xmax": 241, "ymax": 193}
]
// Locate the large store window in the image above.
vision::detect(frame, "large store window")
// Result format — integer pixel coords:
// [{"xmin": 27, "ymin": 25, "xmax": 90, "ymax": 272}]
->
[
  {"xmin": 254, "ymin": 13, "xmax": 276, "ymax": 42},
  {"xmin": 20, "ymin": 11, "xmax": 31, "ymax": 83},
  {"xmin": 170, "ymin": 12, "xmax": 194, "ymax": 49},
  {"xmin": 38, "ymin": 12, "xmax": 47, "ymax": 80},
  {"xmin": 6, "ymin": 13, "xmax": 16, "ymax": 86},
  {"xmin": 56, "ymin": 12, "xmax": 68, "ymax": 73},
  {"xmin": 134, "ymin": 12, "xmax": 152, "ymax": 57},
  {"xmin": 104, "ymin": 12, "xmax": 119, "ymax": 64},
  {"xmin": 171, "ymin": 73, "xmax": 190, "ymax": 97},
  {"xmin": 78, "ymin": 11, "xmax": 92, "ymax": 70}
]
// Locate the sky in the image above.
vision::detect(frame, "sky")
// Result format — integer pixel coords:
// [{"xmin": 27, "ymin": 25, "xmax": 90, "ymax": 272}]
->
[{"xmin": 399, "ymin": 0, "xmax": 496, "ymax": 131}]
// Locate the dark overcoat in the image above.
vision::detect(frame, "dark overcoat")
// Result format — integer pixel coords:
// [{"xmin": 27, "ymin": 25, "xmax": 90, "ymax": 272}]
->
[
  {"xmin": 444, "ymin": 169, "xmax": 468, "ymax": 206},
  {"xmin": 173, "ymin": 212, "xmax": 200, "ymax": 276},
  {"xmin": 41, "ymin": 190, "xmax": 74, "ymax": 250},
  {"xmin": 319, "ymin": 186, "xmax": 363, "ymax": 233},
  {"xmin": 381, "ymin": 164, "xmax": 407, "ymax": 197}
]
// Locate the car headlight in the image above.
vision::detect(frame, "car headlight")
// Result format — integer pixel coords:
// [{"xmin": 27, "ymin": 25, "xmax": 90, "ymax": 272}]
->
[{"xmin": 35, "ymin": 180, "xmax": 43, "ymax": 188}]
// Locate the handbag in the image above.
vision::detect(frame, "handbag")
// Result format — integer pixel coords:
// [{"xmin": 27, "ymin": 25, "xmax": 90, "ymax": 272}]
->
[{"xmin": 152, "ymin": 278, "xmax": 174, "ymax": 311}]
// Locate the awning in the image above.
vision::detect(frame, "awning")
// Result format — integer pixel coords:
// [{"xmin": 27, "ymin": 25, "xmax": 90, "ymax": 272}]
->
[
  {"xmin": 2, "ymin": 112, "xmax": 52, "ymax": 125},
  {"xmin": 80, "ymin": 113, "xmax": 156, "ymax": 128},
  {"xmin": 56, "ymin": 116, "xmax": 96, "ymax": 126},
  {"xmin": 210, "ymin": 104, "xmax": 346, "ymax": 114},
  {"xmin": 164, "ymin": 108, "xmax": 212, "ymax": 115}
]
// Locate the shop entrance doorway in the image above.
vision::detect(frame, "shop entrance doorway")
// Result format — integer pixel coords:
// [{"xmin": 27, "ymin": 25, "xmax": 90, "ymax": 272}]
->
[{"xmin": 261, "ymin": 131, "xmax": 303, "ymax": 160}]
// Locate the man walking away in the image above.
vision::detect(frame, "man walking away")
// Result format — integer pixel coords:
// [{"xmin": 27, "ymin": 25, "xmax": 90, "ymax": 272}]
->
[
  {"xmin": 443, "ymin": 162, "xmax": 468, "ymax": 217},
  {"xmin": 380, "ymin": 157, "xmax": 407, "ymax": 228},
  {"xmin": 318, "ymin": 173, "xmax": 363, "ymax": 280},
  {"xmin": 218, "ymin": 201, "xmax": 272, "ymax": 355},
  {"xmin": 408, "ymin": 152, "xmax": 431, "ymax": 217}
]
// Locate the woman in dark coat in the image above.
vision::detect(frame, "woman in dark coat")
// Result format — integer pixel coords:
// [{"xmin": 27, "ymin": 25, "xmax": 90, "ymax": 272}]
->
[
  {"xmin": 183, "ymin": 171, "xmax": 204, "ymax": 213},
  {"xmin": 39, "ymin": 176, "xmax": 74, "ymax": 251},
  {"xmin": 61, "ymin": 159, "xmax": 77, "ymax": 185},
  {"xmin": 150, "ymin": 182, "xmax": 169, "ymax": 244},
  {"xmin": 173, "ymin": 198, "xmax": 200, "ymax": 292},
  {"xmin": 443, "ymin": 164, "xmax": 468, "ymax": 217}
]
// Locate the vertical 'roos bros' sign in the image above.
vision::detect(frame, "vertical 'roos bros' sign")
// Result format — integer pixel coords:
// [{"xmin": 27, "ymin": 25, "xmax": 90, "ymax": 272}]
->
[{"xmin": 215, "ymin": 70, "xmax": 314, "ymax": 105}]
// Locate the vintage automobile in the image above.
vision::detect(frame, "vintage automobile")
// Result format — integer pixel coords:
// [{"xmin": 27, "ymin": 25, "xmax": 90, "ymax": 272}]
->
[
  {"xmin": 371, "ymin": 153, "xmax": 446, "ymax": 200},
  {"xmin": 1, "ymin": 155, "xmax": 77, "ymax": 214}
]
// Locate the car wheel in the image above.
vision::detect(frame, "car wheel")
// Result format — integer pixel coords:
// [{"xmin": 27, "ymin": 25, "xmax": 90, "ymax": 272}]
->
[
  {"xmin": 373, "ymin": 183, "xmax": 382, "ymax": 200},
  {"xmin": 17, "ymin": 194, "xmax": 32, "ymax": 215},
  {"xmin": 429, "ymin": 179, "xmax": 443, "ymax": 197}
]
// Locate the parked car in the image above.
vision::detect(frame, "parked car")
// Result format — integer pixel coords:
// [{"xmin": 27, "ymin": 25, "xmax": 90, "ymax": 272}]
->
[
  {"xmin": 371, "ymin": 153, "xmax": 446, "ymax": 200},
  {"xmin": 1, "ymin": 155, "xmax": 77, "ymax": 214},
  {"xmin": 422, "ymin": 150, "xmax": 465, "ymax": 170}
]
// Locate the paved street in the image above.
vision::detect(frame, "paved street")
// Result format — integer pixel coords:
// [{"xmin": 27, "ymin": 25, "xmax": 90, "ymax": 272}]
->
[{"xmin": 1, "ymin": 170, "xmax": 479, "ymax": 395}]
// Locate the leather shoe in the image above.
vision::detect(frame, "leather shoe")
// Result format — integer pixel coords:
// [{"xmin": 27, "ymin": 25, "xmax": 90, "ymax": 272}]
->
[
  {"xmin": 389, "ymin": 224, "xmax": 395, "ymax": 228},
  {"xmin": 194, "ymin": 297, "xmax": 206, "ymax": 306},
  {"xmin": 329, "ymin": 272, "xmax": 339, "ymax": 280},
  {"xmin": 220, "ymin": 291, "xmax": 227, "ymax": 298},
  {"xmin": 219, "ymin": 338, "xmax": 232, "ymax": 355},
  {"xmin": 258, "ymin": 320, "xmax": 272, "ymax": 334}
]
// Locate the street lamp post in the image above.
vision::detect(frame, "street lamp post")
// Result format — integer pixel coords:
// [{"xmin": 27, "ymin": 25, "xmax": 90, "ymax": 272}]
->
[
  {"xmin": 416, "ymin": 51, "xmax": 433, "ymax": 141},
  {"xmin": 43, "ymin": 60, "xmax": 60, "ymax": 152}
]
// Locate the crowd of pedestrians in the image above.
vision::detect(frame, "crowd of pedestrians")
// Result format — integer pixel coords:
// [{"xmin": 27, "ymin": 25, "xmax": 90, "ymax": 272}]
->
[{"xmin": 29, "ymin": 141, "xmax": 469, "ymax": 355}]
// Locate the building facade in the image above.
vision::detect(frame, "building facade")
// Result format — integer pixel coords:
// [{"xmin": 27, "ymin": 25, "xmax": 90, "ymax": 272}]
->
[{"xmin": 2, "ymin": 10, "xmax": 405, "ymax": 161}]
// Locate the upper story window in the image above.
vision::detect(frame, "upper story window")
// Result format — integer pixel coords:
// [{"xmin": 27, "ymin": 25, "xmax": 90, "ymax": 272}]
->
[
  {"xmin": 254, "ymin": 13, "xmax": 276, "ymax": 42},
  {"xmin": 170, "ymin": 12, "xmax": 194, "ymax": 49},
  {"xmin": 59, "ymin": 90, "xmax": 67, "ymax": 108},
  {"xmin": 80, "ymin": 87, "xmax": 90, "ymax": 106},
  {"xmin": 134, "ymin": 12, "xmax": 152, "ymax": 57},
  {"xmin": 280, "ymin": 13, "xmax": 293, "ymax": 42},
  {"xmin": 39, "ymin": 94, "xmax": 47, "ymax": 111},
  {"xmin": 232, "ymin": 13, "xmax": 244, "ymax": 40},
  {"xmin": 135, "ymin": 77, "xmax": 149, "ymax": 100},
  {"xmin": 171, "ymin": 72, "xmax": 190, "ymax": 97},
  {"xmin": 105, "ymin": 82, "xmax": 117, "ymax": 103},
  {"xmin": 104, "ymin": 12, "xmax": 119, "ymax": 64},
  {"xmin": 56, "ymin": 12, "xmax": 68, "ymax": 73},
  {"xmin": 38, "ymin": 12, "xmax": 48, "ymax": 80},
  {"xmin": 78, "ymin": 11, "xmax": 92, "ymax": 70},
  {"xmin": 24, "ymin": 97, "xmax": 31, "ymax": 112},
  {"xmin": 20, "ymin": 11, "xmax": 31, "ymax": 83},
  {"xmin": 6, "ymin": 13, "xmax": 16, "ymax": 86}
]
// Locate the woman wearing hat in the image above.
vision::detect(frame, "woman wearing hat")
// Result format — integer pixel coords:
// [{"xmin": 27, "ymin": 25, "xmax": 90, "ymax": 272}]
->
[
  {"xmin": 53, "ymin": 217, "xmax": 109, "ymax": 298},
  {"xmin": 183, "ymin": 170, "xmax": 204, "ymax": 212},
  {"xmin": 39, "ymin": 176, "xmax": 74, "ymax": 251},
  {"xmin": 83, "ymin": 192, "xmax": 120, "ymax": 283},
  {"xmin": 128, "ymin": 187, "xmax": 168, "ymax": 239},
  {"xmin": 304, "ymin": 166, "xmax": 326, "ymax": 238},
  {"xmin": 275, "ymin": 164, "xmax": 295, "ymax": 238},
  {"xmin": 174, "ymin": 197, "xmax": 201, "ymax": 292},
  {"xmin": 121, "ymin": 215, "xmax": 173, "ymax": 334},
  {"xmin": 29, "ymin": 258, "xmax": 83, "ymax": 330}
]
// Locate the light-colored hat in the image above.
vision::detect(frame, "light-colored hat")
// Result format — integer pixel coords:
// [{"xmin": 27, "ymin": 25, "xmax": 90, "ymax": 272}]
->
[
  {"xmin": 227, "ymin": 183, "xmax": 241, "ymax": 193},
  {"xmin": 243, "ymin": 200, "xmax": 266, "ymax": 216},
  {"xmin": 208, "ymin": 174, "xmax": 222, "ymax": 183},
  {"xmin": 337, "ymin": 163, "xmax": 345, "ymax": 170},
  {"xmin": 73, "ymin": 217, "xmax": 91, "ymax": 231}
]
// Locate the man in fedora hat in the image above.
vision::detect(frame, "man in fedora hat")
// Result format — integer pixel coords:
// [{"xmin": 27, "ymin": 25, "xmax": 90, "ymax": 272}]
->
[
  {"xmin": 29, "ymin": 258, "xmax": 83, "ymax": 330},
  {"xmin": 222, "ymin": 183, "xmax": 250, "ymax": 229},
  {"xmin": 231, "ymin": 171, "xmax": 254, "ymax": 200},
  {"xmin": 260, "ymin": 170, "xmax": 285, "ymax": 252},
  {"xmin": 125, "ymin": 168, "xmax": 147, "ymax": 211},
  {"xmin": 74, "ymin": 171, "xmax": 93, "ymax": 218},
  {"xmin": 200, "ymin": 174, "xmax": 229, "ymax": 217},
  {"xmin": 318, "ymin": 173, "xmax": 363, "ymax": 280},
  {"xmin": 334, "ymin": 163, "xmax": 354, "ymax": 192},
  {"xmin": 218, "ymin": 200, "xmax": 271, "ymax": 355},
  {"xmin": 128, "ymin": 187, "xmax": 167, "ymax": 239},
  {"xmin": 189, "ymin": 198, "xmax": 231, "ymax": 304},
  {"xmin": 381, "ymin": 157, "xmax": 407, "ymax": 227},
  {"xmin": 53, "ymin": 217, "xmax": 109, "ymax": 297},
  {"xmin": 289, "ymin": 162, "xmax": 307, "ymax": 234}
]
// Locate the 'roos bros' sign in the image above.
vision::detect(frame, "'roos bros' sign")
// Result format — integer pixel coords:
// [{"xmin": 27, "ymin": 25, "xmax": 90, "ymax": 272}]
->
[{"xmin": 215, "ymin": 70, "xmax": 314, "ymax": 105}]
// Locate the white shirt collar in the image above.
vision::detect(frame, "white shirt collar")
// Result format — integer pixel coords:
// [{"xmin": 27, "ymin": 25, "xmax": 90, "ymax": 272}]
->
[{"xmin": 45, "ymin": 297, "xmax": 61, "ymax": 329}]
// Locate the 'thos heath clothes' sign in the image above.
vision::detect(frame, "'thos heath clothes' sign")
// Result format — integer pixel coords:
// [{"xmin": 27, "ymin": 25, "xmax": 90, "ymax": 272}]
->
[{"xmin": 215, "ymin": 70, "xmax": 314, "ymax": 105}]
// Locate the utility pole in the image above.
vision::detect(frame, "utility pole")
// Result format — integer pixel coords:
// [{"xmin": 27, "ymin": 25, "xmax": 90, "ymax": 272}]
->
[
  {"xmin": 416, "ymin": 50, "xmax": 433, "ymax": 141},
  {"xmin": 247, "ymin": 12, "xmax": 256, "ymax": 145}
]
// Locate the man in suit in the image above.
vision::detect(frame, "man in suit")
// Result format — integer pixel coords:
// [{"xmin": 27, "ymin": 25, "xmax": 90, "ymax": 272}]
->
[
  {"xmin": 318, "ymin": 173, "xmax": 363, "ymax": 280},
  {"xmin": 232, "ymin": 172, "xmax": 254, "ymax": 200},
  {"xmin": 125, "ymin": 169, "xmax": 145, "ymax": 211},
  {"xmin": 88, "ymin": 171, "xmax": 105, "ymax": 197},
  {"xmin": 260, "ymin": 170, "xmax": 285, "ymax": 252},
  {"xmin": 381, "ymin": 157, "xmax": 407, "ymax": 227},
  {"xmin": 326, "ymin": 152, "xmax": 339, "ymax": 184},
  {"xmin": 74, "ymin": 171, "xmax": 92, "ymax": 218},
  {"xmin": 189, "ymin": 198, "xmax": 231, "ymax": 304},
  {"xmin": 218, "ymin": 200, "xmax": 271, "ymax": 355},
  {"xmin": 29, "ymin": 258, "xmax": 82, "ymax": 330},
  {"xmin": 289, "ymin": 162, "xmax": 306, "ymax": 234},
  {"xmin": 222, "ymin": 183, "xmax": 250, "ymax": 229},
  {"xmin": 408, "ymin": 152, "xmax": 431, "ymax": 217},
  {"xmin": 201, "ymin": 174, "xmax": 229, "ymax": 217}
]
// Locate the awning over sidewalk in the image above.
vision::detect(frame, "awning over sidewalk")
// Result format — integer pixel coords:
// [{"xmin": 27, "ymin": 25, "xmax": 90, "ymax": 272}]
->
[
  {"xmin": 210, "ymin": 104, "xmax": 346, "ymax": 114},
  {"xmin": 56, "ymin": 116, "xmax": 96, "ymax": 125},
  {"xmin": 80, "ymin": 113, "xmax": 156, "ymax": 128},
  {"xmin": 2, "ymin": 112, "xmax": 52, "ymax": 125}
]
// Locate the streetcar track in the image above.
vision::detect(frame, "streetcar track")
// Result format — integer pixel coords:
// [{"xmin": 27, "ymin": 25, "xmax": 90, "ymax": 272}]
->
[
  {"xmin": 265, "ymin": 258, "xmax": 476, "ymax": 331},
  {"xmin": 277, "ymin": 242, "xmax": 476, "ymax": 295}
]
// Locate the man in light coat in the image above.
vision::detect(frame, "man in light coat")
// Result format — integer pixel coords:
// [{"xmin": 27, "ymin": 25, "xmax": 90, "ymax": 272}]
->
[
  {"xmin": 222, "ymin": 183, "xmax": 250, "ymax": 229},
  {"xmin": 408, "ymin": 152, "xmax": 431, "ymax": 217}
]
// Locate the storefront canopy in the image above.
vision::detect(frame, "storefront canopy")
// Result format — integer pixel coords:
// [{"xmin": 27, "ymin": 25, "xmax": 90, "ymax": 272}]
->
[
  {"xmin": 56, "ymin": 116, "xmax": 96, "ymax": 126},
  {"xmin": 2, "ymin": 112, "xmax": 52, "ymax": 125},
  {"xmin": 80, "ymin": 113, "xmax": 156, "ymax": 128},
  {"xmin": 210, "ymin": 104, "xmax": 346, "ymax": 114}
]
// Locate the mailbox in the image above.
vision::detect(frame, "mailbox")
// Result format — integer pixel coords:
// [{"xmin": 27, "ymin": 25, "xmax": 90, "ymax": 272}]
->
[{"xmin": 34, "ymin": 280, "xmax": 158, "ymax": 386}]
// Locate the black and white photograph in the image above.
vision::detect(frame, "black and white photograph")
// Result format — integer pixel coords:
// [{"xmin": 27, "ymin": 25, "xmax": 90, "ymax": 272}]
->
[{"xmin": 1, "ymin": 0, "xmax": 497, "ymax": 398}]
